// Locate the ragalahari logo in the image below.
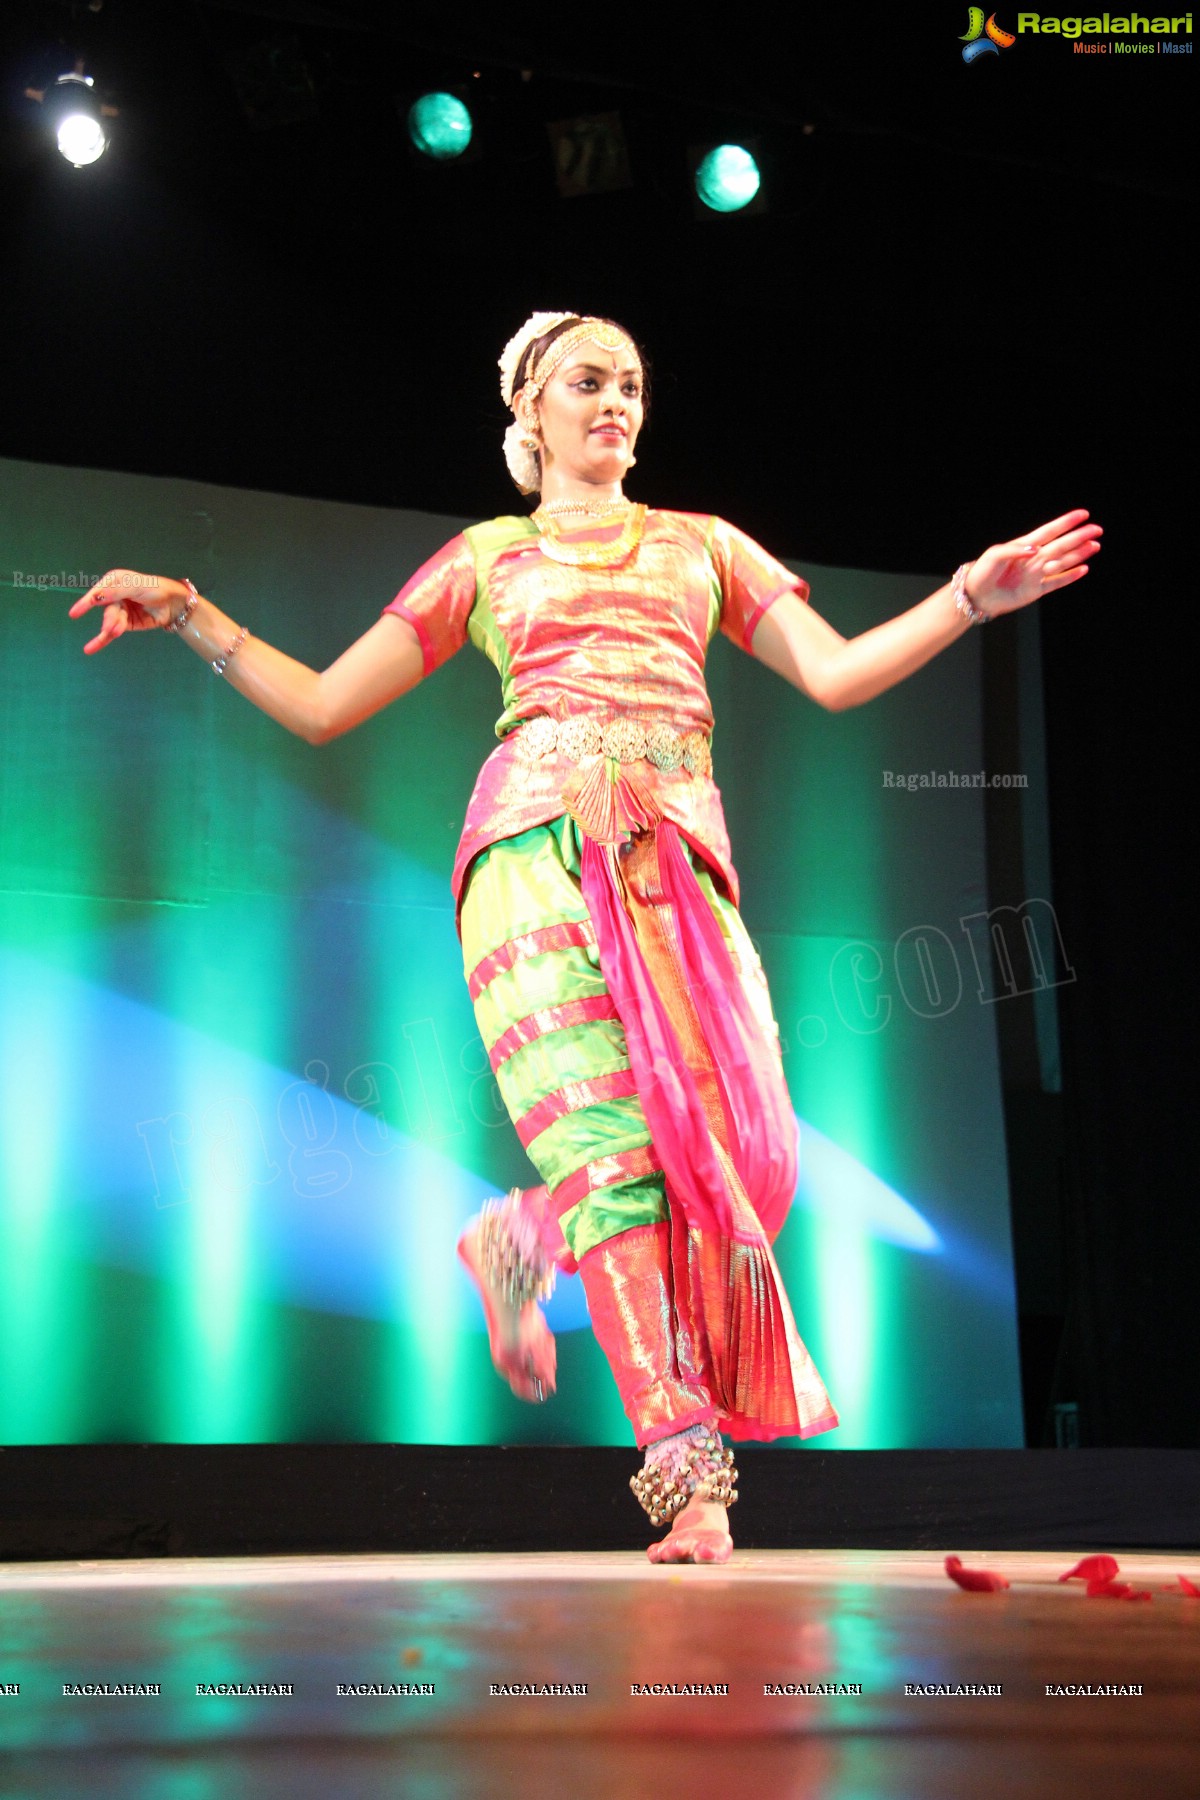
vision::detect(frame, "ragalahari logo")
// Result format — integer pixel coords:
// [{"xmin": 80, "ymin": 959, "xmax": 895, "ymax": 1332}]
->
[{"xmin": 960, "ymin": 8, "xmax": 1017, "ymax": 59}]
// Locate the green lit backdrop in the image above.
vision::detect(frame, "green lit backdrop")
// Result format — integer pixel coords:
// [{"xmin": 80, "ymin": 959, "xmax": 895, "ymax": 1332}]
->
[{"xmin": 0, "ymin": 455, "xmax": 1023, "ymax": 1448}]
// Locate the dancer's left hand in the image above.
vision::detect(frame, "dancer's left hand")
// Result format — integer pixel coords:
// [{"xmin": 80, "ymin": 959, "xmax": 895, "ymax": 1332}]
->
[{"xmin": 968, "ymin": 509, "xmax": 1102, "ymax": 619}]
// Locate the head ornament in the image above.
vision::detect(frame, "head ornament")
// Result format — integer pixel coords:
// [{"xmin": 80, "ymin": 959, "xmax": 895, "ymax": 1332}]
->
[
  {"xmin": 498, "ymin": 311, "xmax": 577, "ymax": 408},
  {"xmin": 498, "ymin": 311, "xmax": 641, "ymax": 494}
]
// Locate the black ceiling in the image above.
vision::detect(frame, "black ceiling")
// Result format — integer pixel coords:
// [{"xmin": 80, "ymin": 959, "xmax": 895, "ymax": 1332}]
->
[{"xmin": 1, "ymin": 0, "xmax": 1187, "ymax": 572}]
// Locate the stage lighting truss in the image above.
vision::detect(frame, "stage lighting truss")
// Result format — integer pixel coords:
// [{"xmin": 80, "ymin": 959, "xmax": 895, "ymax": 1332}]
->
[{"xmin": 24, "ymin": 67, "xmax": 119, "ymax": 168}]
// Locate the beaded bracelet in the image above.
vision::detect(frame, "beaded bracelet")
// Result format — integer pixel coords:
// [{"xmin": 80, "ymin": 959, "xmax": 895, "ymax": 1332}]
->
[
  {"xmin": 168, "ymin": 577, "xmax": 200, "ymax": 634},
  {"xmin": 166, "ymin": 577, "xmax": 249, "ymax": 675},
  {"xmin": 952, "ymin": 561, "xmax": 990, "ymax": 626},
  {"xmin": 212, "ymin": 624, "xmax": 249, "ymax": 677}
]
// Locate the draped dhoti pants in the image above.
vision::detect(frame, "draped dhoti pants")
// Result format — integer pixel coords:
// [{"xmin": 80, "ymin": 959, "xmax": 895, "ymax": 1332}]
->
[{"xmin": 459, "ymin": 813, "xmax": 837, "ymax": 1449}]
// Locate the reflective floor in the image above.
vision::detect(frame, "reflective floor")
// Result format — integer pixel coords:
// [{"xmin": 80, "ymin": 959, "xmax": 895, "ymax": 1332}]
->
[{"xmin": 1, "ymin": 1550, "xmax": 1197, "ymax": 1798}]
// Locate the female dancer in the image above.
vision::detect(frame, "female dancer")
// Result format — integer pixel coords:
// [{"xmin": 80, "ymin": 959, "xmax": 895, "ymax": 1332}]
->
[{"xmin": 69, "ymin": 312, "xmax": 1100, "ymax": 1564}]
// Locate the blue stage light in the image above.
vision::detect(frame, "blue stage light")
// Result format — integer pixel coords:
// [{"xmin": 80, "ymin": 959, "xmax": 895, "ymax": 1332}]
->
[
  {"xmin": 695, "ymin": 144, "xmax": 761, "ymax": 213},
  {"xmin": 407, "ymin": 92, "xmax": 473, "ymax": 161}
]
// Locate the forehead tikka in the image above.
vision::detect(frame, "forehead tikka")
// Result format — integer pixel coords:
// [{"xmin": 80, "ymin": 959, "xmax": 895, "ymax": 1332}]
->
[{"xmin": 500, "ymin": 316, "xmax": 639, "ymax": 412}]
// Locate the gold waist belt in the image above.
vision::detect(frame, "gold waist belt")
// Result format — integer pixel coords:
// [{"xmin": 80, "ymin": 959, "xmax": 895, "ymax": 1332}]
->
[{"xmin": 512, "ymin": 714, "xmax": 713, "ymax": 779}]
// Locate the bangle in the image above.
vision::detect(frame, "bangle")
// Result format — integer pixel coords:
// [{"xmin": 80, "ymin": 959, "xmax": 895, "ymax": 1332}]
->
[
  {"xmin": 952, "ymin": 561, "xmax": 989, "ymax": 626},
  {"xmin": 168, "ymin": 577, "xmax": 200, "ymax": 634},
  {"xmin": 212, "ymin": 624, "xmax": 249, "ymax": 676}
]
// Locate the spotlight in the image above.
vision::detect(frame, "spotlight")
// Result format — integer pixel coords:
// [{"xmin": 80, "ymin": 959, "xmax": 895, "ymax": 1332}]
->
[
  {"xmin": 407, "ymin": 92, "xmax": 473, "ymax": 161},
  {"xmin": 694, "ymin": 143, "xmax": 762, "ymax": 214},
  {"xmin": 47, "ymin": 74, "xmax": 107, "ymax": 167},
  {"xmin": 27, "ymin": 71, "xmax": 114, "ymax": 167}
]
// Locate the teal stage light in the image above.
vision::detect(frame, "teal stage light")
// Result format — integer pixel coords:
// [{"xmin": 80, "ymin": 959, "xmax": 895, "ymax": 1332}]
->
[
  {"xmin": 695, "ymin": 144, "xmax": 761, "ymax": 213},
  {"xmin": 407, "ymin": 92, "xmax": 473, "ymax": 161}
]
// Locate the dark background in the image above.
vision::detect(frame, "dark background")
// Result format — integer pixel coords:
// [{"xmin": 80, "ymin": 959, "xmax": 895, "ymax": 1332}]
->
[{"xmin": 1, "ymin": 0, "xmax": 1192, "ymax": 1448}]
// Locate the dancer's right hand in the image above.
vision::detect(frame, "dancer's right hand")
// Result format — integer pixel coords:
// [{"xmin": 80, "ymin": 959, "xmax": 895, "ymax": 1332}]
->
[{"xmin": 68, "ymin": 569, "xmax": 188, "ymax": 655}]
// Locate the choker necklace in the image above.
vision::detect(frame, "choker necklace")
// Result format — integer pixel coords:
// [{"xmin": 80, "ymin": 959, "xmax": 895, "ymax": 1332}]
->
[
  {"xmin": 532, "ymin": 502, "xmax": 647, "ymax": 568},
  {"xmin": 534, "ymin": 495, "xmax": 632, "ymax": 521}
]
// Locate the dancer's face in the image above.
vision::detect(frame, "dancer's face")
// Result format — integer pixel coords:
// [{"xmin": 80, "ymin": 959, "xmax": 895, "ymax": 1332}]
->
[{"xmin": 522, "ymin": 337, "xmax": 644, "ymax": 487}]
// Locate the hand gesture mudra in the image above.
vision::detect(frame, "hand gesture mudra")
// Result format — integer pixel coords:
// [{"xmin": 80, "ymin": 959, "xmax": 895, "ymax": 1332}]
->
[
  {"xmin": 68, "ymin": 570, "xmax": 189, "ymax": 654},
  {"xmin": 967, "ymin": 509, "xmax": 1101, "ymax": 619}
]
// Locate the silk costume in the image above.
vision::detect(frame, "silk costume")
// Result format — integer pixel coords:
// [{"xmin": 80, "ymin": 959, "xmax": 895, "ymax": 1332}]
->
[{"xmin": 382, "ymin": 509, "xmax": 838, "ymax": 1448}]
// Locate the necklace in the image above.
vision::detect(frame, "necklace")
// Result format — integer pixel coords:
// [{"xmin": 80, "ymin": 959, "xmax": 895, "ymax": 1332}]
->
[
  {"xmin": 534, "ymin": 495, "xmax": 633, "ymax": 520},
  {"xmin": 532, "ymin": 503, "xmax": 648, "ymax": 568}
]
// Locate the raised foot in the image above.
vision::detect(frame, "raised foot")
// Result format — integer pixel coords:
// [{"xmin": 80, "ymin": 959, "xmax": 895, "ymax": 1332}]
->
[
  {"xmin": 456, "ymin": 1226, "xmax": 556, "ymax": 1404},
  {"xmin": 646, "ymin": 1498, "xmax": 733, "ymax": 1565}
]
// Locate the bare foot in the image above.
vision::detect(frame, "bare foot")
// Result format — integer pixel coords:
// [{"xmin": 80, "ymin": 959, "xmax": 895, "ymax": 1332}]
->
[
  {"xmin": 646, "ymin": 1496, "xmax": 733, "ymax": 1564},
  {"xmin": 457, "ymin": 1226, "xmax": 556, "ymax": 1404}
]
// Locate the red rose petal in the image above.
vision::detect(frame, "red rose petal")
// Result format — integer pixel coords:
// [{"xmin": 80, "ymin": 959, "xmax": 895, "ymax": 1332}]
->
[
  {"xmin": 1086, "ymin": 1579, "xmax": 1151, "ymax": 1601},
  {"xmin": 944, "ymin": 1554, "xmax": 1010, "ymax": 1593},
  {"xmin": 1059, "ymin": 1555, "xmax": 1120, "ymax": 1585},
  {"xmin": 1176, "ymin": 1575, "xmax": 1200, "ymax": 1598}
]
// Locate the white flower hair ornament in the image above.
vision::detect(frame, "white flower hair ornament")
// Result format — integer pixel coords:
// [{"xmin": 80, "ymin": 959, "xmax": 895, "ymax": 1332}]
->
[
  {"xmin": 499, "ymin": 311, "xmax": 578, "ymax": 495},
  {"xmin": 503, "ymin": 419, "xmax": 542, "ymax": 496},
  {"xmin": 498, "ymin": 311, "xmax": 578, "ymax": 408}
]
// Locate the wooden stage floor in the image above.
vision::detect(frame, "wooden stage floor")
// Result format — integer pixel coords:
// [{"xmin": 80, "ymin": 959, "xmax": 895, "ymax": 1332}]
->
[{"xmin": 1, "ymin": 1549, "xmax": 1197, "ymax": 1798}]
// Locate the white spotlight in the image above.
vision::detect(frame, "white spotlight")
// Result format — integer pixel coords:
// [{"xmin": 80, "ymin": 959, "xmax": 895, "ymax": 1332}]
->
[
  {"xmin": 57, "ymin": 109, "xmax": 107, "ymax": 167},
  {"xmin": 44, "ymin": 73, "xmax": 110, "ymax": 167}
]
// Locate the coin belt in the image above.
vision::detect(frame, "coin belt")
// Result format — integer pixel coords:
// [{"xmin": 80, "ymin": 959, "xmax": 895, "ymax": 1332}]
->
[{"xmin": 512, "ymin": 714, "xmax": 713, "ymax": 780}]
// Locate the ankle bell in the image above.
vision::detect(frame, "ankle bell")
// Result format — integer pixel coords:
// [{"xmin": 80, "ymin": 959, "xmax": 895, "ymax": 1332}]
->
[
  {"xmin": 630, "ymin": 1425, "xmax": 739, "ymax": 1525},
  {"xmin": 475, "ymin": 1189, "xmax": 556, "ymax": 1308}
]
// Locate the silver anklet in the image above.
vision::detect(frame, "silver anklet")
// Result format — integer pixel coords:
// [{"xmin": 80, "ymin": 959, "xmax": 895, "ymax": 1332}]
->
[
  {"xmin": 476, "ymin": 1189, "xmax": 555, "ymax": 1308},
  {"xmin": 630, "ymin": 1424, "xmax": 739, "ymax": 1526}
]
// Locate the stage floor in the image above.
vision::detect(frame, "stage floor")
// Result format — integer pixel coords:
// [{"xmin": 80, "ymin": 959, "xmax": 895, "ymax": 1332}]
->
[{"xmin": 1, "ymin": 1549, "xmax": 1196, "ymax": 1798}]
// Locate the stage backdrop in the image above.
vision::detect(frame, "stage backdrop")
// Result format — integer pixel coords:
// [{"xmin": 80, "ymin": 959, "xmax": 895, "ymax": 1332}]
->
[{"xmin": 0, "ymin": 455, "xmax": 1023, "ymax": 1449}]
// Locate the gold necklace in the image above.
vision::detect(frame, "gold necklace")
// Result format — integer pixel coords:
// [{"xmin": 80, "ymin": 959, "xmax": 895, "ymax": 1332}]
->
[
  {"xmin": 533, "ymin": 503, "xmax": 648, "ymax": 568},
  {"xmin": 534, "ymin": 495, "xmax": 633, "ymax": 520}
]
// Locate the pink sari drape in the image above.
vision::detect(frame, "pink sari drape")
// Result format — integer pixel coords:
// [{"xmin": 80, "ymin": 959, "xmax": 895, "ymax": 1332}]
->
[
  {"xmin": 579, "ymin": 819, "xmax": 838, "ymax": 1443},
  {"xmin": 582, "ymin": 823, "xmax": 796, "ymax": 1240}
]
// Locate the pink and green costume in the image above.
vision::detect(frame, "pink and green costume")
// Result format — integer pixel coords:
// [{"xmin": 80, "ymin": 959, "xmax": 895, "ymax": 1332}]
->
[{"xmin": 382, "ymin": 509, "xmax": 838, "ymax": 1448}]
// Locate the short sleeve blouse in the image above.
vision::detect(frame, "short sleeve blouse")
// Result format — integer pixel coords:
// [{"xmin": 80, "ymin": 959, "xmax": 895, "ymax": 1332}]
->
[{"xmin": 379, "ymin": 510, "xmax": 809, "ymax": 910}]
